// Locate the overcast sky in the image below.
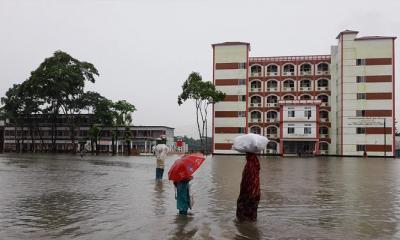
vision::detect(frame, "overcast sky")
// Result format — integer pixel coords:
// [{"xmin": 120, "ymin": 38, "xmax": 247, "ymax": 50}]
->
[{"xmin": 0, "ymin": 0, "xmax": 399, "ymax": 137}]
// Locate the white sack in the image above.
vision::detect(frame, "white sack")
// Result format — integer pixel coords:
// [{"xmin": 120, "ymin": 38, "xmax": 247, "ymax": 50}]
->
[
  {"xmin": 153, "ymin": 144, "xmax": 169, "ymax": 160},
  {"xmin": 232, "ymin": 133, "xmax": 269, "ymax": 153}
]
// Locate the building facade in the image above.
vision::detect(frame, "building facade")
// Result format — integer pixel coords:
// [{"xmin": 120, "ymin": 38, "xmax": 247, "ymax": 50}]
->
[
  {"xmin": 0, "ymin": 114, "xmax": 174, "ymax": 154},
  {"xmin": 212, "ymin": 30, "xmax": 396, "ymax": 157}
]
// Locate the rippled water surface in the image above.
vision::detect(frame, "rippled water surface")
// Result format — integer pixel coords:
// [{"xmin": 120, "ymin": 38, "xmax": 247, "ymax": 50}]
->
[{"xmin": 0, "ymin": 154, "xmax": 400, "ymax": 239}]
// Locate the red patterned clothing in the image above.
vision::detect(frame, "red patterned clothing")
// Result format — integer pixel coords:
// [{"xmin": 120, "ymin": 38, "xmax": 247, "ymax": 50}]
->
[{"xmin": 236, "ymin": 152, "xmax": 260, "ymax": 222}]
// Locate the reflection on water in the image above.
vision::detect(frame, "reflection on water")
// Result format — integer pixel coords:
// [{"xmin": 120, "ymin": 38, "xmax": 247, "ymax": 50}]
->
[
  {"xmin": 168, "ymin": 215, "xmax": 197, "ymax": 240},
  {"xmin": 153, "ymin": 180, "xmax": 166, "ymax": 216},
  {"xmin": 15, "ymin": 191, "xmax": 98, "ymax": 230},
  {"xmin": 0, "ymin": 154, "xmax": 399, "ymax": 239}
]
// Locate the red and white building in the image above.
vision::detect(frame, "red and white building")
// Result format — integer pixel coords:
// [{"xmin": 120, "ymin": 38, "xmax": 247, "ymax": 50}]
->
[{"xmin": 212, "ymin": 30, "xmax": 396, "ymax": 157}]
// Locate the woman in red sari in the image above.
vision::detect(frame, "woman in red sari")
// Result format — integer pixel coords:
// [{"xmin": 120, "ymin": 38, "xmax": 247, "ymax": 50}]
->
[{"xmin": 236, "ymin": 152, "xmax": 260, "ymax": 222}]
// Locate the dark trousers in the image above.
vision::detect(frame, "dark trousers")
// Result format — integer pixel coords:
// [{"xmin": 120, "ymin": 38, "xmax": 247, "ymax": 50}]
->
[
  {"xmin": 156, "ymin": 168, "xmax": 164, "ymax": 179},
  {"xmin": 179, "ymin": 210, "xmax": 188, "ymax": 215}
]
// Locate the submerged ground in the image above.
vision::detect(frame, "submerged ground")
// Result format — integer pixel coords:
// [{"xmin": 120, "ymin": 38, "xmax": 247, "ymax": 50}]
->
[{"xmin": 0, "ymin": 154, "xmax": 399, "ymax": 240}]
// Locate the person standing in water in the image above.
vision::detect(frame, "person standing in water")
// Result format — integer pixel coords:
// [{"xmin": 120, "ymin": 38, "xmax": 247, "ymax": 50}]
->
[
  {"xmin": 363, "ymin": 149, "xmax": 368, "ymax": 159},
  {"xmin": 236, "ymin": 152, "xmax": 261, "ymax": 222},
  {"xmin": 174, "ymin": 177, "xmax": 192, "ymax": 215},
  {"xmin": 153, "ymin": 136, "xmax": 169, "ymax": 180}
]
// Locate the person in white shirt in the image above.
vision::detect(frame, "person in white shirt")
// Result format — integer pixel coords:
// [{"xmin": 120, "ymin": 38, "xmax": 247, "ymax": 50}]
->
[{"xmin": 154, "ymin": 136, "xmax": 169, "ymax": 179}]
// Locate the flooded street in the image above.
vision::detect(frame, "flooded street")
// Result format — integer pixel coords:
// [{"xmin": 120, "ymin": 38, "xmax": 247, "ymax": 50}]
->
[{"xmin": 0, "ymin": 154, "xmax": 400, "ymax": 240}]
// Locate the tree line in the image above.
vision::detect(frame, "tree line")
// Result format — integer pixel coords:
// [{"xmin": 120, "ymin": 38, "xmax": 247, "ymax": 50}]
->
[{"xmin": 0, "ymin": 51, "xmax": 135, "ymax": 154}]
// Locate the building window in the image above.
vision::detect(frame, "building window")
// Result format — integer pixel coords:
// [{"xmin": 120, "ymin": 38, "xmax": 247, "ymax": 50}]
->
[
  {"xmin": 304, "ymin": 110, "xmax": 312, "ymax": 119},
  {"xmin": 356, "ymin": 110, "xmax": 366, "ymax": 117},
  {"xmin": 356, "ymin": 145, "xmax": 366, "ymax": 151},
  {"xmin": 240, "ymin": 95, "xmax": 246, "ymax": 101},
  {"xmin": 357, "ymin": 93, "xmax": 366, "ymax": 99},
  {"xmin": 288, "ymin": 110, "xmax": 295, "ymax": 117},
  {"xmin": 238, "ymin": 127, "xmax": 246, "ymax": 133},
  {"xmin": 356, "ymin": 76, "xmax": 366, "ymax": 83},
  {"xmin": 238, "ymin": 111, "xmax": 246, "ymax": 117},
  {"xmin": 238, "ymin": 63, "xmax": 246, "ymax": 69},
  {"xmin": 304, "ymin": 127, "xmax": 311, "ymax": 134},
  {"xmin": 356, "ymin": 127, "xmax": 366, "ymax": 134},
  {"xmin": 238, "ymin": 79, "xmax": 246, "ymax": 85},
  {"xmin": 356, "ymin": 59, "xmax": 366, "ymax": 66},
  {"xmin": 288, "ymin": 127, "xmax": 295, "ymax": 134}
]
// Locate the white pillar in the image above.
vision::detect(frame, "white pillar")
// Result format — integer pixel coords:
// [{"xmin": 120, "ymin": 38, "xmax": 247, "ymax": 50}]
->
[{"xmin": 144, "ymin": 140, "xmax": 147, "ymax": 153}]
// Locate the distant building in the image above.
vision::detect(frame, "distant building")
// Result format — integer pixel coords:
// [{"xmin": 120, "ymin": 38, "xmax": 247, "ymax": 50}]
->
[
  {"xmin": 212, "ymin": 30, "xmax": 396, "ymax": 157},
  {"xmin": 0, "ymin": 114, "xmax": 174, "ymax": 154}
]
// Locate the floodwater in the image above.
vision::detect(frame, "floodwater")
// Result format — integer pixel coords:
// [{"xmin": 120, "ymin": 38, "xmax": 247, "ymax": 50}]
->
[{"xmin": 0, "ymin": 154, "xmax": 400, "ymax": 240}]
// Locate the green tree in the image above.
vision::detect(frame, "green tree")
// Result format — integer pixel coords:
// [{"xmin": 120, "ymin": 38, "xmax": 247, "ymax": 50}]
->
[
  {"xmin": 111, "ymin": 100, "xmax": 136, "ymax": 155},
  {"xmin": 1, "ymin": 51, "xmax": 138, "ymax": 155},
  {"xmin": 177, "ymin": 72, "xmax": 225, "ymax": 153},
  {"xmin": 1, "ymin": 84, "xmax": 24, "ymax": 152},
  {"xmin": 28, "ymin": 50, "xmax": 99, "ymax": 152},
  {"xmin": 80, "ymin": 91, "xmax": 114, "ymax": 154},
  {"xmin": 88, "ymin": 124, "xmax": 100, "ymax": 154},
  {"xmin": 18, "ymin": 81, "xmax": 44, "ymax": 152}
]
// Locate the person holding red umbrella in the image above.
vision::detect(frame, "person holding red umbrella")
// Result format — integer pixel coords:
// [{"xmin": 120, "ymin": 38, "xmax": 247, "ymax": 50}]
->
[
  {"xmin": 168, "ymin": 154, "xmax": 205, "ymax": 215},
  {"xmin": 232, "ymin": 133, "xmax": 269, "ymax": 222},
  {"xmin": 173, "ymin": 176, "xmax": 193, "ymax": 215}
]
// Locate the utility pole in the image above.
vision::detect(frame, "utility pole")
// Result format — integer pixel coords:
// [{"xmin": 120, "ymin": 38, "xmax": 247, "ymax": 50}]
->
[{"xmin": 384, "ymin": 118, "xmax": 386, "ymax": 158}]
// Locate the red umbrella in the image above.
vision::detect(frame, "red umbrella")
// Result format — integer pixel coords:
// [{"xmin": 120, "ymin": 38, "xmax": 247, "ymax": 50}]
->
[{"xmin": 168, "ymin": 154, "xmax": 205, "ymax": 182}]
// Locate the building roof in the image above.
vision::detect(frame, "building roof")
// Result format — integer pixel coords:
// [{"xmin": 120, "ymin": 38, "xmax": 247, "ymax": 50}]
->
[
  {"xmin": 132, "ymin": 125, "xmax": 175, "ymax": 130},
  {"xmin": 355, "ymin": 36, "xmax": 397, "ymax": 41},
  {"xmin": 336, "ymin": 29, "xmax": 359, "ymax": 39},
  {"xmin": 211, "ymin": 42, "xmax": 250, "ymax": 47},
  {"xmin": 336, "ymin": 30, "xmax": 397, "ymax": 40}
]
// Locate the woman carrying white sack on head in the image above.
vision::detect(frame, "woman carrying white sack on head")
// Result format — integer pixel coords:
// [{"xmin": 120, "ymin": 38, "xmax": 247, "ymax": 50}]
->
[{"xmin": 232, "ymin": 133, "xmax": 269, "ymax": 222}]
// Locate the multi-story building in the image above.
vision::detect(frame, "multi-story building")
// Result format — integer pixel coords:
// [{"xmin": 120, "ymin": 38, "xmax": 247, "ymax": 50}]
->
[
  {"xmin": 212, "ymin": 30, "xmax": 396, "ymax": 157},
  {"xmin": 1, "ymin": 114, "xmax": 174, "ymax": 154}
]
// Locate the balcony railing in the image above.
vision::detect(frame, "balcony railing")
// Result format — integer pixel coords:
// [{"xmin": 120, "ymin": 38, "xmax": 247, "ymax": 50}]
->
[
  {"xmin": 300, "ymin": 71, "xmax": 312, "ymax": 76},
  {"xmin": 250, "ymin": 88, "xmax": 261, "ymax": 92},
  {"xmin": 266, "ymin": 149, "xmax": 278, "ymax": 154},
  {"xmin": 266, "ymin": 118, "xmax": 278, "ymax": 123},
  {"xmin": 250, "ymin": 103, "xmax": 262, "ymax": 107},
  {"xmin": 319, "ymin": 150, "xmax": 329, "ymax": 155},
  {"xmin": 266, "ymin": 133, "xmax": 278, "ymax": 138},
  {"xmin": 250, "ymin": 118, "xmax": 262, "ymax": 123},
  {"xmin": 319, "ymin": 133, "xmax": 329, "ymax": 138},
  {"xmin": 283, "ymin": 72, "xmax": 295, "ymax": 76},
  {"xmin": 316, "ymin": 71, "xmax": 330, "ymax": 75},
  {"xmin": 283, "ymin": 87, "xmax": 295, "ymax": 92},
  {"xmin": 300, "ymin": 87, "xmax": 311, "ymax": 91},
  {"xmin": 320, "ymin": 102, "xmax": 329, "ymax": 107},
  {"xmin": 267, "ymin": 87, "xmax": 278, "ymax": 92},
  {"xmin": 266, "ymin": 102, "xmax": 278, "ymax": 107},
  {"xmin": 266, "ymin": 72, "xmax": 278, "ymax": 76},
  {"xmin": 251, "ymin": 72, "xmax": 262, "ymax": 77},
  {"xmin": 317, "ymin": 86, "xmax": 328, "ymax": 91}
]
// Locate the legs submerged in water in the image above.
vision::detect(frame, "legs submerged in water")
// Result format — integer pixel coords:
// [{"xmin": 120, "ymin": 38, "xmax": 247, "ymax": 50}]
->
[
  {"xmin": 236, "ymin": 197, "xmax": 259, "ymax": 222},
  {"xmin": 236, "ymin": 153, "xmax": 261, "ymax": 222},
  {"xmin": 156, "ymin": 168, "xmax": 164, "ymax": 179},
  {"xmin": 175, "ymin": 180, "xmax": 190, "ymax": 215},
  {"xmin": 179, "ymin": 210, "xmax": 188, "ymax": 216}
]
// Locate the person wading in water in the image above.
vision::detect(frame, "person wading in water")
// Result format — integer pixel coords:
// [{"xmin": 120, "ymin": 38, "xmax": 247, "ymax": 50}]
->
[
  {"xmin": 232, "ymin": 133, "xmax": 268, "ymax": 222},
  {"xmin": 236, "ymin": 152, "xmax": 261, "ymax": 222},
  {"xmin": 153, "ymin": 136, "xmax": 169, "ymax": 180}
]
